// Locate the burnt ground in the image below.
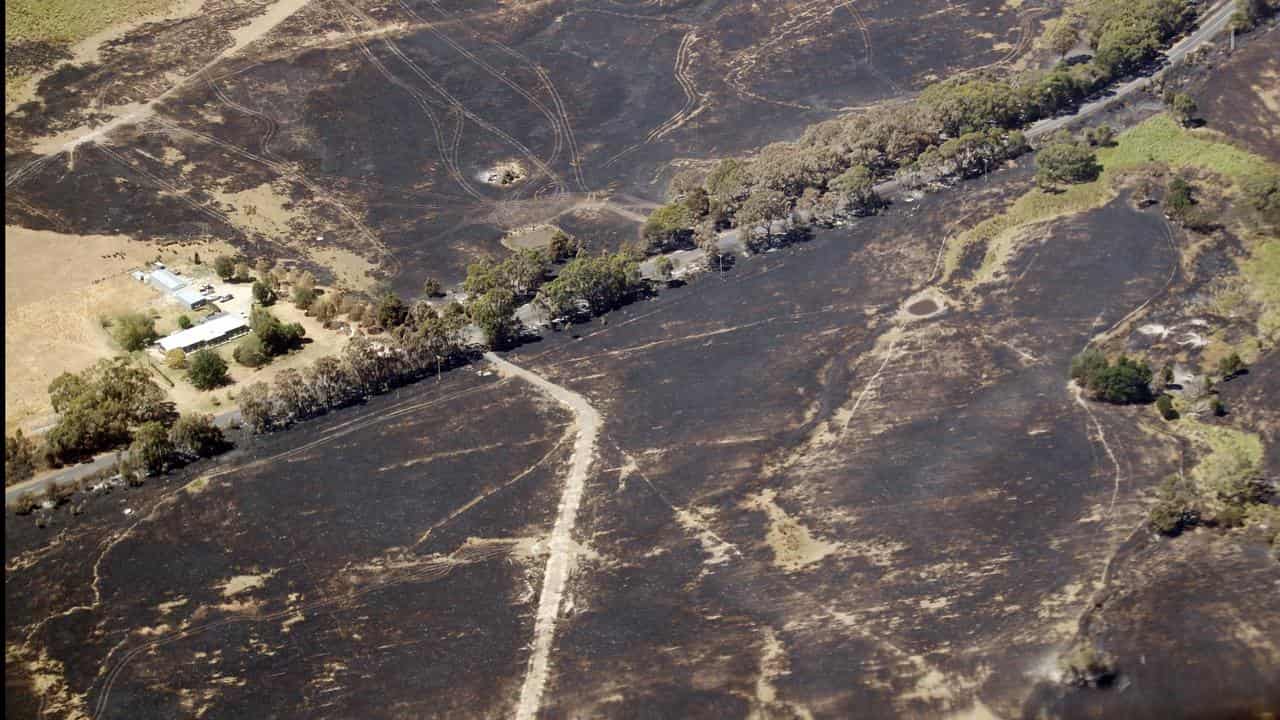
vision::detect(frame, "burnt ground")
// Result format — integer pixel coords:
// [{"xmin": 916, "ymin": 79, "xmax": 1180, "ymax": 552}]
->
[
  {"xmin": 5, "ymin": 0, "xmax": 1050, "ymax": 292},
  {"xmin": 7, "ymin": 155, "xmax": 1280, "ymax": 717},
  {"xmin": 7, "ymin": 372, "xmax": 574, "ymax": 718},
  {"xmin": 1189, "ymin": 24, "xmax": 1280, "ymax": 163},
  {"xmin": 508, "ymin": 173, "xmax": 1274, "ymax": 717},
  {"xmin": 8, "ymin": 2, "xmax": 1280, "ymax": 719}
]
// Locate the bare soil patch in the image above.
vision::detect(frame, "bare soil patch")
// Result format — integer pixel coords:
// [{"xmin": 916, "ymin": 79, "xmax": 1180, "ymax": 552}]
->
[{"xmin": 500, "ymin": 223, "xmax": 560, "ymax": 252}]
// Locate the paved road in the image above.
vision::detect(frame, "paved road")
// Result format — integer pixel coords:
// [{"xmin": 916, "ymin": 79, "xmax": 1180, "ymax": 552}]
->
[
  {"xmin": 1026, "ymin": 0, "xmax": 1237, "ymax": 140},
  {"xmin": 696, "ymin": 0, "xmax": 1235, "ymax": 258},
  {"xmin": 4, "ymin": 409, "xmax": 241, "ymax": 505}
]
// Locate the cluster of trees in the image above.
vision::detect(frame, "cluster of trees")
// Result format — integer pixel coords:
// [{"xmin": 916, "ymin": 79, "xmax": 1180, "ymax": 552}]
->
[
  {"xmin": 5, "ymin": 358, "xmax": 227, "ymax": 487},
  {"xmin": 126, "ymin": 413, "xmax": 228, "ymax": 475},
  {"xmin": 43, "ymin": 358, "xmax": 175, "ymax": 464},
  {"xmin": 1148, "ymin": 439, "xmax": 1272, "ymax": 536},
  {"xmin": 537, "ymin": 251, "xmax": 645, "ymax": 322},
  {"xmin": 233, "ymin": 306, "xmax": 306, "ymax": 367},
  {"xmin": 1078, "ymin": 0, "xmax": 1196, "ymax": 77},
  {"xmin": 1070, "ymin": 350, "xmax": 1154, "ymax": 403},
  {"xmin": 632, "ymin": 1, "xmax": 1200, "ymax": 257},
  {"xmin": 1231, "ymin": 0, "xmax": 1279, "ymax": 29},
  {"xmin": 1036, "ymin": 135, "xmax": 1103, "ymax": 188},
  {"xmin": 463, "ymin": 248, "xmax": 554, "ymax": 345},
  {"xmin": 238, "ymin": 309, "xmax": 470, "ymax": 432}
]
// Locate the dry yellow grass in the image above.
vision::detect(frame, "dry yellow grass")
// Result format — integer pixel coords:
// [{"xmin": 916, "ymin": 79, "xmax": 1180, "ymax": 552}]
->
[
  {"xmin": 161, "ymin": 296, "xmax": 353, "ymax": 417},
  {"xmin": 3, "ymin": 225, "xmax": 237, "ymax": 434}
]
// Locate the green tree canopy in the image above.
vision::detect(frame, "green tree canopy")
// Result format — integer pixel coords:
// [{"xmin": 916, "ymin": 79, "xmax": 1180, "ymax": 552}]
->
[
  {"xmin": 233, "ymin": 333, "xmax": 269, "ymax": 367},
  {"xmin": 377, "ymin": 292, "xmax": 409, "ymax": 328},
  {"xmin": 188, "ymin": 349, "xmax": 229, "ymax": 390},
  {"xmin": 113, "ymin": 312, "xmax": 158, "ymax": 351},
  {"xmin": 469, "ymin": 287, "xmax": 520, "ymax": 347},
  {"xmin": 129, "ymin": 420, "xmax": 174, "ymax": 475},
  {"xmin": 45, "ymin": 358, "xmax": 171, "ymax": 463},
  {"xmin": 169, "ymin": 413, "xmax": 226, "ymax": 460},
  {"xmin": 642, "ymin": 203, "xmax": 695, "ymax": 252},
  {"xmin": 213, "ymin": 255, "xmax": 236, "ymax": 280},
  {"xmin": 1035, "ymin": 140, "xmax": 1101, "ymax": 187},
  {"xmin": 5, "ymin": 430, "xmax": 39, "ymax": 484}
]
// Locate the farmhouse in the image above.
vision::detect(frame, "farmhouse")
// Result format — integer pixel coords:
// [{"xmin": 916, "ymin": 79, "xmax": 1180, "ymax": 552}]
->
[
  {"xmin": 173, "ymin": 286, "xmax": 208, "ymax": 309},
  {"xmin": 146, "ymin": 268, "xmax": 187, "ymax": 292},
  {"xmin": 157, "ymin": 313, "xmax": 249, "ymax": 353}
]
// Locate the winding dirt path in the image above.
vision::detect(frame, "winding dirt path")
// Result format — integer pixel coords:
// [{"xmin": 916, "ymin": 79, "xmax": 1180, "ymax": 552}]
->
[{"xmin": 483, "ymin": 352, "xmax": 600, "ymax": 720}]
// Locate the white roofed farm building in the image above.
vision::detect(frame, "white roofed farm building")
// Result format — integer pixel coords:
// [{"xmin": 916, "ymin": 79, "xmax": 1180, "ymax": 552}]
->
[
  {"xmin": 173, "ymin": 286, "xmax": 208, "ymax": 309},
  {"xmin": 147, "ymin": 268, "xmax": 187, "ymax": 293},
  {"xmin": 156, "ymin": 313, "xmax": 249, "ymax": 353}
]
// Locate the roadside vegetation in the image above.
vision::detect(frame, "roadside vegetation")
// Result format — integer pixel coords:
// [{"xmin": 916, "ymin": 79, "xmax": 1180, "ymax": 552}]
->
[
  {"xmin": 636, "ymin": 0, "xmax": 1210, "ymax": 256},
  {"xmin": 234, "ymin": 245, "xmax": 647, "ymax": 433},
  {"xmin": 4, "ymin": 355, "xmax": 229, "ymax": 495}
]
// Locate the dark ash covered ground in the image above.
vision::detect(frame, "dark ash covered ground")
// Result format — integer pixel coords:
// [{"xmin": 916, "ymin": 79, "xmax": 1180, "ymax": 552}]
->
[
  {"xmin": 10, "ymin": 160, "xmax": 1277, "ymax": 717},
  {"xmin": 6, "ymin": 1, "xmax": 1280, "ymax": 719},
  {"xmin": 6, "ymin": 0, "xmax": 1044, "ymax": 292}
]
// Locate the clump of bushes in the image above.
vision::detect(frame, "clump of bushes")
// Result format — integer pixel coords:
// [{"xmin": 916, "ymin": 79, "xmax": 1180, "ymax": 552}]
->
[
  {"xmin": 1155, "ymin": 394, "xmax": 1179, "ymax": 420},
  {"xmin": 128, "ymin": 413, "xmax": 228, "ymax": 476},
  {"xmin": 1036, "ymin": 138, "xmax": 1102, "ymax": 188},
  {"xmin": 1148, "ymin": 474, "xmax": 1200, "ymax": 535},
  {"xmin": 112, "ymin": 312, "xmax": 158, "ymax": 351},
  {"xmin": 1216, "ymin": 352, "xmax": 1245, "ymax": 380},
  {"xmin": 1070, "ymin": 350, "xmax": 1153, "ymax": 403},
  {"xmin": 5, "ymin": 430, "xmax": 40, "ymax": 485}
]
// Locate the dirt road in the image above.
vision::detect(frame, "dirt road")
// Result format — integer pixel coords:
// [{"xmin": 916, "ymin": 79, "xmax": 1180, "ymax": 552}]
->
[{"xmin": 483, "ymin": 351, "xmax": 601, "ymax": 720}]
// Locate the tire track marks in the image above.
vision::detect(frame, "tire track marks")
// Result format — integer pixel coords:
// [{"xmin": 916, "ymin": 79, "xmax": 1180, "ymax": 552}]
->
[
  {"xmin": 391, "ymin": 0, "xmax": 568, "ymax": 192},
  {"xmin": 337, "ymin": 0, "xmax": 567, "ymax": 194}
]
